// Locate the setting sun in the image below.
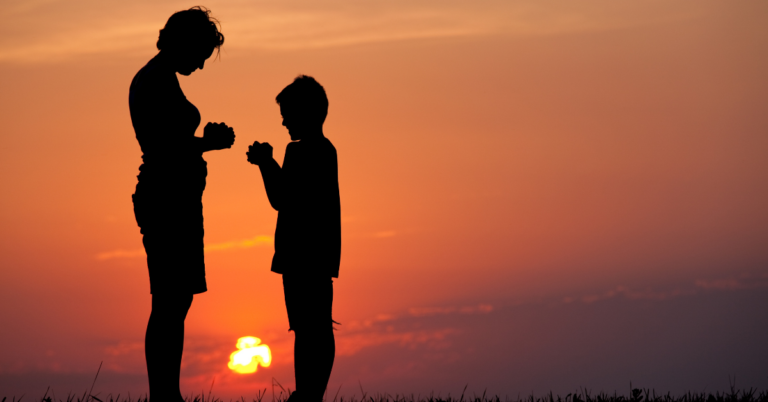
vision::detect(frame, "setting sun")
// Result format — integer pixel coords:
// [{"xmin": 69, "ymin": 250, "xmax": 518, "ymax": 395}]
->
[{"xmin": 227, "ymin": 337, "xmax": 272, "ymax": 374}]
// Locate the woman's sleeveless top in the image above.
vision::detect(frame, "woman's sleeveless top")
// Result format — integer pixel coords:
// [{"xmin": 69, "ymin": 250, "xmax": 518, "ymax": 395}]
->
[{"xmin": 129, "ymin": 59, "xmax": 207, "ymax": 199}]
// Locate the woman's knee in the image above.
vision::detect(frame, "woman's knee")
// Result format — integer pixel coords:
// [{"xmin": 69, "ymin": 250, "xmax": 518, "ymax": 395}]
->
[{"xmin": 151, "ymin": 293, "xmax": 193, "ymax": 319}]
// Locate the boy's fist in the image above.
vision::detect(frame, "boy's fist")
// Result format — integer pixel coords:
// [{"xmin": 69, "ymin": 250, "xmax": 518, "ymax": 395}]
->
[
  {"xmin": 247, "ymin": 141, "xmax": 273, "ymax": 165},
  {"xmin": 204, "ymin": 122, "xmax": 236, "ymax": 150}
]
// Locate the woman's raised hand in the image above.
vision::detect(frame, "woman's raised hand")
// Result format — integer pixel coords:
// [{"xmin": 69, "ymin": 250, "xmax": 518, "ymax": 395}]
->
[{"xmin": 203, "ymin": 122, "xmax": 236, "ymax": 150}]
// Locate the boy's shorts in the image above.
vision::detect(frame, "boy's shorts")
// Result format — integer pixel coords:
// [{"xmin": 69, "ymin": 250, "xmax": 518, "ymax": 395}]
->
[{"xmin": 282, "ymin": 274, "xmax": 334, "ymax": 332}]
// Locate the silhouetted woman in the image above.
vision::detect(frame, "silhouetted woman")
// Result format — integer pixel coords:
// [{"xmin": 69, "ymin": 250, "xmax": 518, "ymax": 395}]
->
[{"xmin": 128, "ymin": 7, "xmax": 234, "ymax": 401}]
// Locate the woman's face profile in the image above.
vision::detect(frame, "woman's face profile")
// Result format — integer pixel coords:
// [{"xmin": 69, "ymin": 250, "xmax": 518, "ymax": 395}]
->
[{"xmin": 175, "ymin": 45, "xmax": 215, "ymax": 76}]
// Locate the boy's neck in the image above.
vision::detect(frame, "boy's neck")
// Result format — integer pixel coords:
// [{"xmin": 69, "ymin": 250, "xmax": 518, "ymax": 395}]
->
[{"xmin": 298, "ymin": 129, "xmax": 324, "ymax": 141}]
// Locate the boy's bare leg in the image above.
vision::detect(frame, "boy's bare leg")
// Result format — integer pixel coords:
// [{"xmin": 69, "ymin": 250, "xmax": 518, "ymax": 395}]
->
[
  {"xmin": 294, "ymin": 328, "xmax": 335, "ymax": 402},
  {"xmin": 284, "ymin": 275, "xmax": 336, "ymax": 402}
]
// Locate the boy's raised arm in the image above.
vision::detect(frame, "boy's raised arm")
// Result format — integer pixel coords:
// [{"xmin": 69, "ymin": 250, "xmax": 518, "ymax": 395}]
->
[{"xmin": 247, "ymin": 141, "xmax": 283, "ymax": 211}]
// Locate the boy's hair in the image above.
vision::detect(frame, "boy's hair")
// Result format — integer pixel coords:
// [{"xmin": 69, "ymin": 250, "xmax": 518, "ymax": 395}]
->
[{"xmin": 276, "ymin": 75, "xmax": 329, "ymax": 124}]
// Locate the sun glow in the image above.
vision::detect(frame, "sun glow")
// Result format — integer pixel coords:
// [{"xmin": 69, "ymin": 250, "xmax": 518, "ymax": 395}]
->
[{"xmin": 228, "ymin": 336, "xmax": 272, "ymax": 374}]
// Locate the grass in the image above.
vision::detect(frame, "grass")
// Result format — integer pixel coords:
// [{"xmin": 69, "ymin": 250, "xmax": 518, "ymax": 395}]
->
[
  {"xmin": 4, "ymin": 368, "xmax": 766, "ymax": 402},
  {"xmin": 3, "ymin": 386, "xmax": 768, "ymax": 402}
]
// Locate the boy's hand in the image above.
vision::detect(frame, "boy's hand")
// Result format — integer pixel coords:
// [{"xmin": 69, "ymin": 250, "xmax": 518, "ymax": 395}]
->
[
  {"xmin": 203, "ymin": 122, "xmax": 236, "ymax": 150},
  {"xmin": 247, "ymin": 141, "xmax": 273, "ymax": 165}
]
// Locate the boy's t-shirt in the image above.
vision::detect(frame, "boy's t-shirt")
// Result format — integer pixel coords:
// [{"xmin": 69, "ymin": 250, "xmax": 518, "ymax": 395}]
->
[{"xmin": 271, "ymin": 137, "xmax": 341, "ymax": 278}]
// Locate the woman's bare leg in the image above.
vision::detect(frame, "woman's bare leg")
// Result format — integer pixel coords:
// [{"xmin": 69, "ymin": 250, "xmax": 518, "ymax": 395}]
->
[{"xmin": 146, "ymin": 293, "xmax": 193, "ymax": 402}]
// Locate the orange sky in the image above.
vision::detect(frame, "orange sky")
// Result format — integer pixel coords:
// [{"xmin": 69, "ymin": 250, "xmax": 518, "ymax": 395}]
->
[{"xmin": 1, "ymin": 0, "xmax": 768, "ymax": 398}]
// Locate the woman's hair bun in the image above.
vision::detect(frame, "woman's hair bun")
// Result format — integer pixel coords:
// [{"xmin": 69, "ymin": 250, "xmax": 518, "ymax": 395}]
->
[{"xmin": 157, "ymin": 6, "xmax": 224, "ymax": 54}]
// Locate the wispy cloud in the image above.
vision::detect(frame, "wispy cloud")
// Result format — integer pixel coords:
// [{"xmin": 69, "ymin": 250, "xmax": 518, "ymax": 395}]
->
[
  {"xmin": 95, "ymin": 235, "xmax": 273, "ymax": 260},
  {"xmin": 562, "ymin": 286, "xmax": 695, "ymax": 304},
  {"xmin": 409, "ymin": 304, "xmax": 493, "ymax": 317},
  {"xmin": 0, "ymin": 0, "xmax": 708, "ymax": 63},
  {"xmin": 563, "ymin": 273, "xmax": 768, "ymax": 304},
  {"xmin": 104, "ymin": 341, "xmax": 143, "ymax": 357},
  {"xmin": 337, "ymin": 328, "xmax": 456, "ymax": 357},
  {"xmin": 694, "ymin": 276, "xmax": 768, "ymax": 291},
  {"xmin": 345, "ymin": 303, "xmax": 494, "ymax": 330},
  {"xmin": 334, "ymin": 303, "xmax": 493, "ymax": 357},
  {"xmin": 95, "ymin": 249, "xmax": 146, "ymax": 260},
  {"xmin": 203, "ymin": 235, "xmax": 273, "ymax": 252}
]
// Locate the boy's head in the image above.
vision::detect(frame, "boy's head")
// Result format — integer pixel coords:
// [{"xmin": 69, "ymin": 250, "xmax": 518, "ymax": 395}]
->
[{"xmin": 276, "ymin": 75, "xmax": 328, "ymax": 141}]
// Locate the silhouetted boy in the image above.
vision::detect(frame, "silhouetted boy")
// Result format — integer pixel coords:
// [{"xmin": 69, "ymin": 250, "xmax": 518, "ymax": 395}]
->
[{"xmin": 247, "ymin": 75, "xmax": 340, "ymax": 402}]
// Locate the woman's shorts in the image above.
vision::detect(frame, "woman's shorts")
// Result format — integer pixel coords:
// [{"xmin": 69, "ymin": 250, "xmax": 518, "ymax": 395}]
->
[{"xmin": 133, "ymin": 192, "xmax": 207, "ymax": 295}]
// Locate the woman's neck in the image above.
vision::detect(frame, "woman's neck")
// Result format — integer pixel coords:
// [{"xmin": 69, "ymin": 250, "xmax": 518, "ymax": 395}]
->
[{"xmin": 152, "ymin": 51, "xmax": 177, "ymax": 73}]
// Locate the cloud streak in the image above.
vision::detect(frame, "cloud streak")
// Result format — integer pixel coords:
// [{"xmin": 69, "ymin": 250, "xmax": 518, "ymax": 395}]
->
[
  {"xmin": 409, "ymin": 304, "xmax": 493, "ymax": 317},
  {"xmin": 332, "ymin": 303, "xmax": 495, "ymax": 357},
  {"xmin": 0, "ymin": 0, "xmax": 708, "ymax": 63},
  {"xmin": 95, "ymin": 249, "xmax": 146, "ymax": 261},
  {"xmin": 203, "ymin": 235, "xmax": 273, "ymax": 252},
  {"xmin": 562, "ymin": 273, "xmax": 768, "ymax": 304},
  {"xmin": 95, "ymin": 235, "xmax": 273, "ymax": 260}
]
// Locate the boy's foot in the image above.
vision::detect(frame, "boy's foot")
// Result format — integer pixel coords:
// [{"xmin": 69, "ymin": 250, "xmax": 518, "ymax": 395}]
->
[{"xmin": 286, "ymin": 391, "xmax": 301, "ymax": 402}]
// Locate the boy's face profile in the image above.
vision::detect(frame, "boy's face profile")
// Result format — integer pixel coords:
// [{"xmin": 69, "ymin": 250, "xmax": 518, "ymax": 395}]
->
[{"xmin": 280, "ymin": 104, "xmax": 320, "ymax": 141}]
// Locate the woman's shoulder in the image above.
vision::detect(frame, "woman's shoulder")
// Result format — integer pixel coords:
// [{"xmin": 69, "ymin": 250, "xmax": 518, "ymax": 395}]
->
[{"xmin": 130, "ymin": 58, "xmax": 180, "ymax": 101}]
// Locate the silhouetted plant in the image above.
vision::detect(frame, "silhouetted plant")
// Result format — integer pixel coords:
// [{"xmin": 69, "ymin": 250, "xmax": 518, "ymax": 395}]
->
[{"xmin": 3, "ymin": 386, "xmax": 767, "ymax": 402}]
